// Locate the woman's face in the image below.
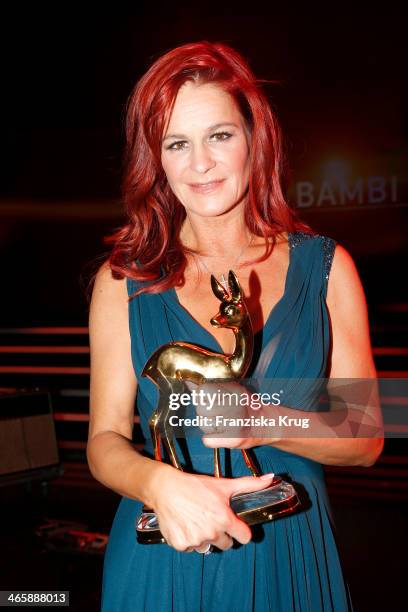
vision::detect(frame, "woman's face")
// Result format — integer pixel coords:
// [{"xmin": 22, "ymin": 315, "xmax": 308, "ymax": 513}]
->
[{"xmin": 161, "ymin": 82, "xmax": 251, "ymax": 218}]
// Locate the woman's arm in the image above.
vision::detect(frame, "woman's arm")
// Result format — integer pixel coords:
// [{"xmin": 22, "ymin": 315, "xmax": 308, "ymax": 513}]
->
[
  {"xmin": 204, "ymin": 245, "xmax": 384, "ymax": 467},
  {"xmin": 270, "ymin": 244, "xmax": 384, "ymax": 466},
  {"xmin": 86, "ymin": 260, "xmax": 168, "ymax": 508}
]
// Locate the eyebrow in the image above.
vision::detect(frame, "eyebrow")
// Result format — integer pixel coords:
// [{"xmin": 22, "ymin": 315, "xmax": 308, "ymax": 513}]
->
[{"xmin": 162, "ymin": 122, "xmax": 239, "ymax": 142}]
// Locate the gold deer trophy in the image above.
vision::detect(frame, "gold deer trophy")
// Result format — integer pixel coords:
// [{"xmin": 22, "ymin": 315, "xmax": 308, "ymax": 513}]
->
[{"xmin": 136, "ymin": 270, "xmax": 299, "ymax": 544}]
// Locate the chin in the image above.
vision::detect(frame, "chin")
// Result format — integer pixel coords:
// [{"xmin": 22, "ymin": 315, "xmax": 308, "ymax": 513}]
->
[
  {"xmin": 187, "ymin": 198, "xmax": 242, "ymax": 217},
  {"xmin": 203, "ymin": 204, "xmax": 235, "ymax": 216}
]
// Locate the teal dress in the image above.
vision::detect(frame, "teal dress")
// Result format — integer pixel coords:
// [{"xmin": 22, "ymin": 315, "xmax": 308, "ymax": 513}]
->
[{"xmin": 101, "ymin": 232, "xmax": 353, "ymax": 611}]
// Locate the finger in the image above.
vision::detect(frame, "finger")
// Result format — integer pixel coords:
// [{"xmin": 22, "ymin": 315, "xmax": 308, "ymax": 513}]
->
[
  {"xmin": 202, "ymin": 435, "xmax": 242, "ymax": 448},
  {"xmin": 224, "ymin": 512, "xmax": 252, "ymax": 545},
  {"xmin": 225, "ymin": 474, "xmax": 275, "ymax": 498},
  {"xmin": 211, "ymin": 532, "xmax": 234, "ymax": 551},
  {"xmin": 213, "ymin": 475, "xmax": 275, "ymax": 545}
]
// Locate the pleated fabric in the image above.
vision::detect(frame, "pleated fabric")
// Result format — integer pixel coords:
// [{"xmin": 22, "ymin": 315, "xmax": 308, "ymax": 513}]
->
[{"xmin": 101, "ymin": 232, "xmax": 353, "ymax": 611}]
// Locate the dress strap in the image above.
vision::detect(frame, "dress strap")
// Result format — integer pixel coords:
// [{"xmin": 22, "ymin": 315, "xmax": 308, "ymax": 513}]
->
[
  {"xmin": 321, "ymin": 235, "xmax": 336, "ymax": 282},
  {"xmin": 288, "ymin": 230, "xmax": 315, "ymax": 251},
  {"xmin": 288, "ymin": 231, "xmax": 336, "ymax": 297}
]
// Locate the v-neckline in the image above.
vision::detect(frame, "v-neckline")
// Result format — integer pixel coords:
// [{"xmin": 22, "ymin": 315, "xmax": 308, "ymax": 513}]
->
[{"xmin": 166, "ymin": 232, "xmax": 294, "ymax": 354}]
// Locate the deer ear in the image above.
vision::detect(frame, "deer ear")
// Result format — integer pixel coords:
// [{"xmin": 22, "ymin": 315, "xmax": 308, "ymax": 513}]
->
[
  {"xmin": 228, "ymin": 270, "xmax": 242, "ymax": 301},
  {"xmin": 211, "ymin": 274, "xmax": 229, "ymax": 301}
]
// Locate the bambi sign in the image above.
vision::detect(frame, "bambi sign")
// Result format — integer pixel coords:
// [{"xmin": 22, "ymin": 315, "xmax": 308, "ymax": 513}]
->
[{"xmin": 295, "ymin": 175, "xmax": 398, "ymax": 208}]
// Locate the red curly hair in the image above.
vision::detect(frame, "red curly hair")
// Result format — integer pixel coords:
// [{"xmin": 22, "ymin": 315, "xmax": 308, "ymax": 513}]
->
[{"xmin": 105, "ymin": 40, "xmax": 311, "ymax": 298}]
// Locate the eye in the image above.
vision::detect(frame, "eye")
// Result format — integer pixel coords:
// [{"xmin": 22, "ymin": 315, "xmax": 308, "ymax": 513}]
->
[
  {"xmin": 166, "ymin": 140, "xmax": 188, "ymax": 151},
  {"xmin": 210, "ymin": 131, "xmax": 232, "ymax": 142}
]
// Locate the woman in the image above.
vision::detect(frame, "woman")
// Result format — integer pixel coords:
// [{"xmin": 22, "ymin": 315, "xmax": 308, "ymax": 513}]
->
[{"xmin": 87, "ymin": 41, "xmax": 383, "ymax": 611}]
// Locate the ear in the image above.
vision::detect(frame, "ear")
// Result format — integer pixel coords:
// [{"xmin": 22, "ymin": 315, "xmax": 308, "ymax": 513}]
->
[
  {"xmin": 211, "ymin": 274, "xmax": 229, "ymax": 301},
  {"xmin": 228, "ymin": 270, "xmax": 242, "ymax": 301}
]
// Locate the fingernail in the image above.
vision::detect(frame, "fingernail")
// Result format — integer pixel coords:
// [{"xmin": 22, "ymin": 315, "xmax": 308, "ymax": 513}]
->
[{"xmin": 260, "ymin": 472, "xmax": 275, "ymax": 480}]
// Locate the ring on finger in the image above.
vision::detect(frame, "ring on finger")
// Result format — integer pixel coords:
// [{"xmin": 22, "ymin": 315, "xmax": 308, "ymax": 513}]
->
[{"xmin": 194, "ymin": 543, "xmax": 213, "ymax": 555}]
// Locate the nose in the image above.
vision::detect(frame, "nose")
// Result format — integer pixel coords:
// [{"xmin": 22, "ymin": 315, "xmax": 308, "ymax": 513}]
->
[{"xmin": 190, "ymin": 143, "xmax": 216, "ymax": 174}]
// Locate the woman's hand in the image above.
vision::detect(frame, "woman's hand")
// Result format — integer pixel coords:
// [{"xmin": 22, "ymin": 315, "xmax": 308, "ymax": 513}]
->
[
  {"xmin": 185, "ymin": 380, "xmax": 280, "ymax": 450},
  {"xmin": 149, "ymin": 462, "xmax": 275, "ymax": 552}
]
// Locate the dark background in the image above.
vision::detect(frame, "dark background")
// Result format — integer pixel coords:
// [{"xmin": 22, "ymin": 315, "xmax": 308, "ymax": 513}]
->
[
  {"xmin": 0, "ymin": 7, "xmax": 406, "ymax": 611},
  {"xmin": 0, "ymin": 7, "xmax": 406, "ymax": 323}
]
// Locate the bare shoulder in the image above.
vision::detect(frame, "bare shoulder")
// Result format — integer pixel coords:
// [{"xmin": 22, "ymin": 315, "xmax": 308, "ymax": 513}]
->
[
  {"xmin": 95, "ymin": 258, "xmax": 113, "ymax": 280},
  {"xmin": 92, "ymin": 259, "xmax": 127, "ymax": 295},
  {"xmin": 89, "ymin": 259, "xmax": 130, "ymax": 345},
  {"xmin": 331, "ymin": 243, "xmax": 359, "ymax": 279},
  {"xmin": 90, "ymin": 260, "xmax": 129, "ymax": 313},
  {"xmin": 88, "ymin": 259, "xmax": 137, "ymax": 441},
  {"xmin": 326, "ymin": 243, "xmax": 366, "ymax": 310},
  {"xmin": 326, "ymin": 243, "xmax": 376, "ymax": 377}
]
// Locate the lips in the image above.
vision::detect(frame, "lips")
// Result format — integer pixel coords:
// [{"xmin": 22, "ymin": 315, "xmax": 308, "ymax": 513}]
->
[{"xmin": 188, "ymin": 179, "xmax": 225, "ymax": 194}]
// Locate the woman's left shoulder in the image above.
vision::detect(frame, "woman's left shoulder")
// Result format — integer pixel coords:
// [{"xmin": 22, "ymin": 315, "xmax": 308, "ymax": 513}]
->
[
  {"xmin": 323, "ymin": 238, "xmax": 376, "ymax": 380},
  {"xmin": 298, "ymin": 232, "xmax": 364, "ymax": 302},
  {"xmin": 324, "ymin": 239, "xmax": 367, "ymax": 313},
  {"xmin": 328, "ymin": 241, "xmax": 360, "ymax": 285},
  {"xmin": 288, "ymin": 231, "xmax": 361, "ymax": 285}
]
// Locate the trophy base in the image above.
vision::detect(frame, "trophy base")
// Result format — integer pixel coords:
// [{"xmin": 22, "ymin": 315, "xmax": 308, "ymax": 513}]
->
[{"xmin": 136, "ymin": 477, "xmax": 300, "ymax": 545}]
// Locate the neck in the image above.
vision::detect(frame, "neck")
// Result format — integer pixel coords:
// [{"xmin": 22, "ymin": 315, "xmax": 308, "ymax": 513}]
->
[{"xmin": 180, "ymin": 214, "xmax": 251, "ymax": 258}]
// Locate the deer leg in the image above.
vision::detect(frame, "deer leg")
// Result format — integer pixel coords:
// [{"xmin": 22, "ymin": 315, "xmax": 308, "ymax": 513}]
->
[
  {"xmin": 149, "ymin": 385, "xmax": 178, "ymax": 466},
  {"xmin": 149, "ymin": 410, "xmax": 162, "ymax": 462},
  {"xmin": 214, "ymin": 449, "xmax": 222, "ymax": 478},
  {"xmin": 161, "ymin": 420, "xmax": 183, "ymax": 471},
  {"xmin": 241, "ymin": 449, "xmax": 261, "ymax": 477},
  {"xmin": 174, "ymin": 369, "xmax": 222, "ymax": 475},
  {"xmin": 173, "ymin": 374, "xmax": 222, "ymax": 477},
  {"xmin": 159, "ymin": 378, "xmax": 186, "ymax": 471}
]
